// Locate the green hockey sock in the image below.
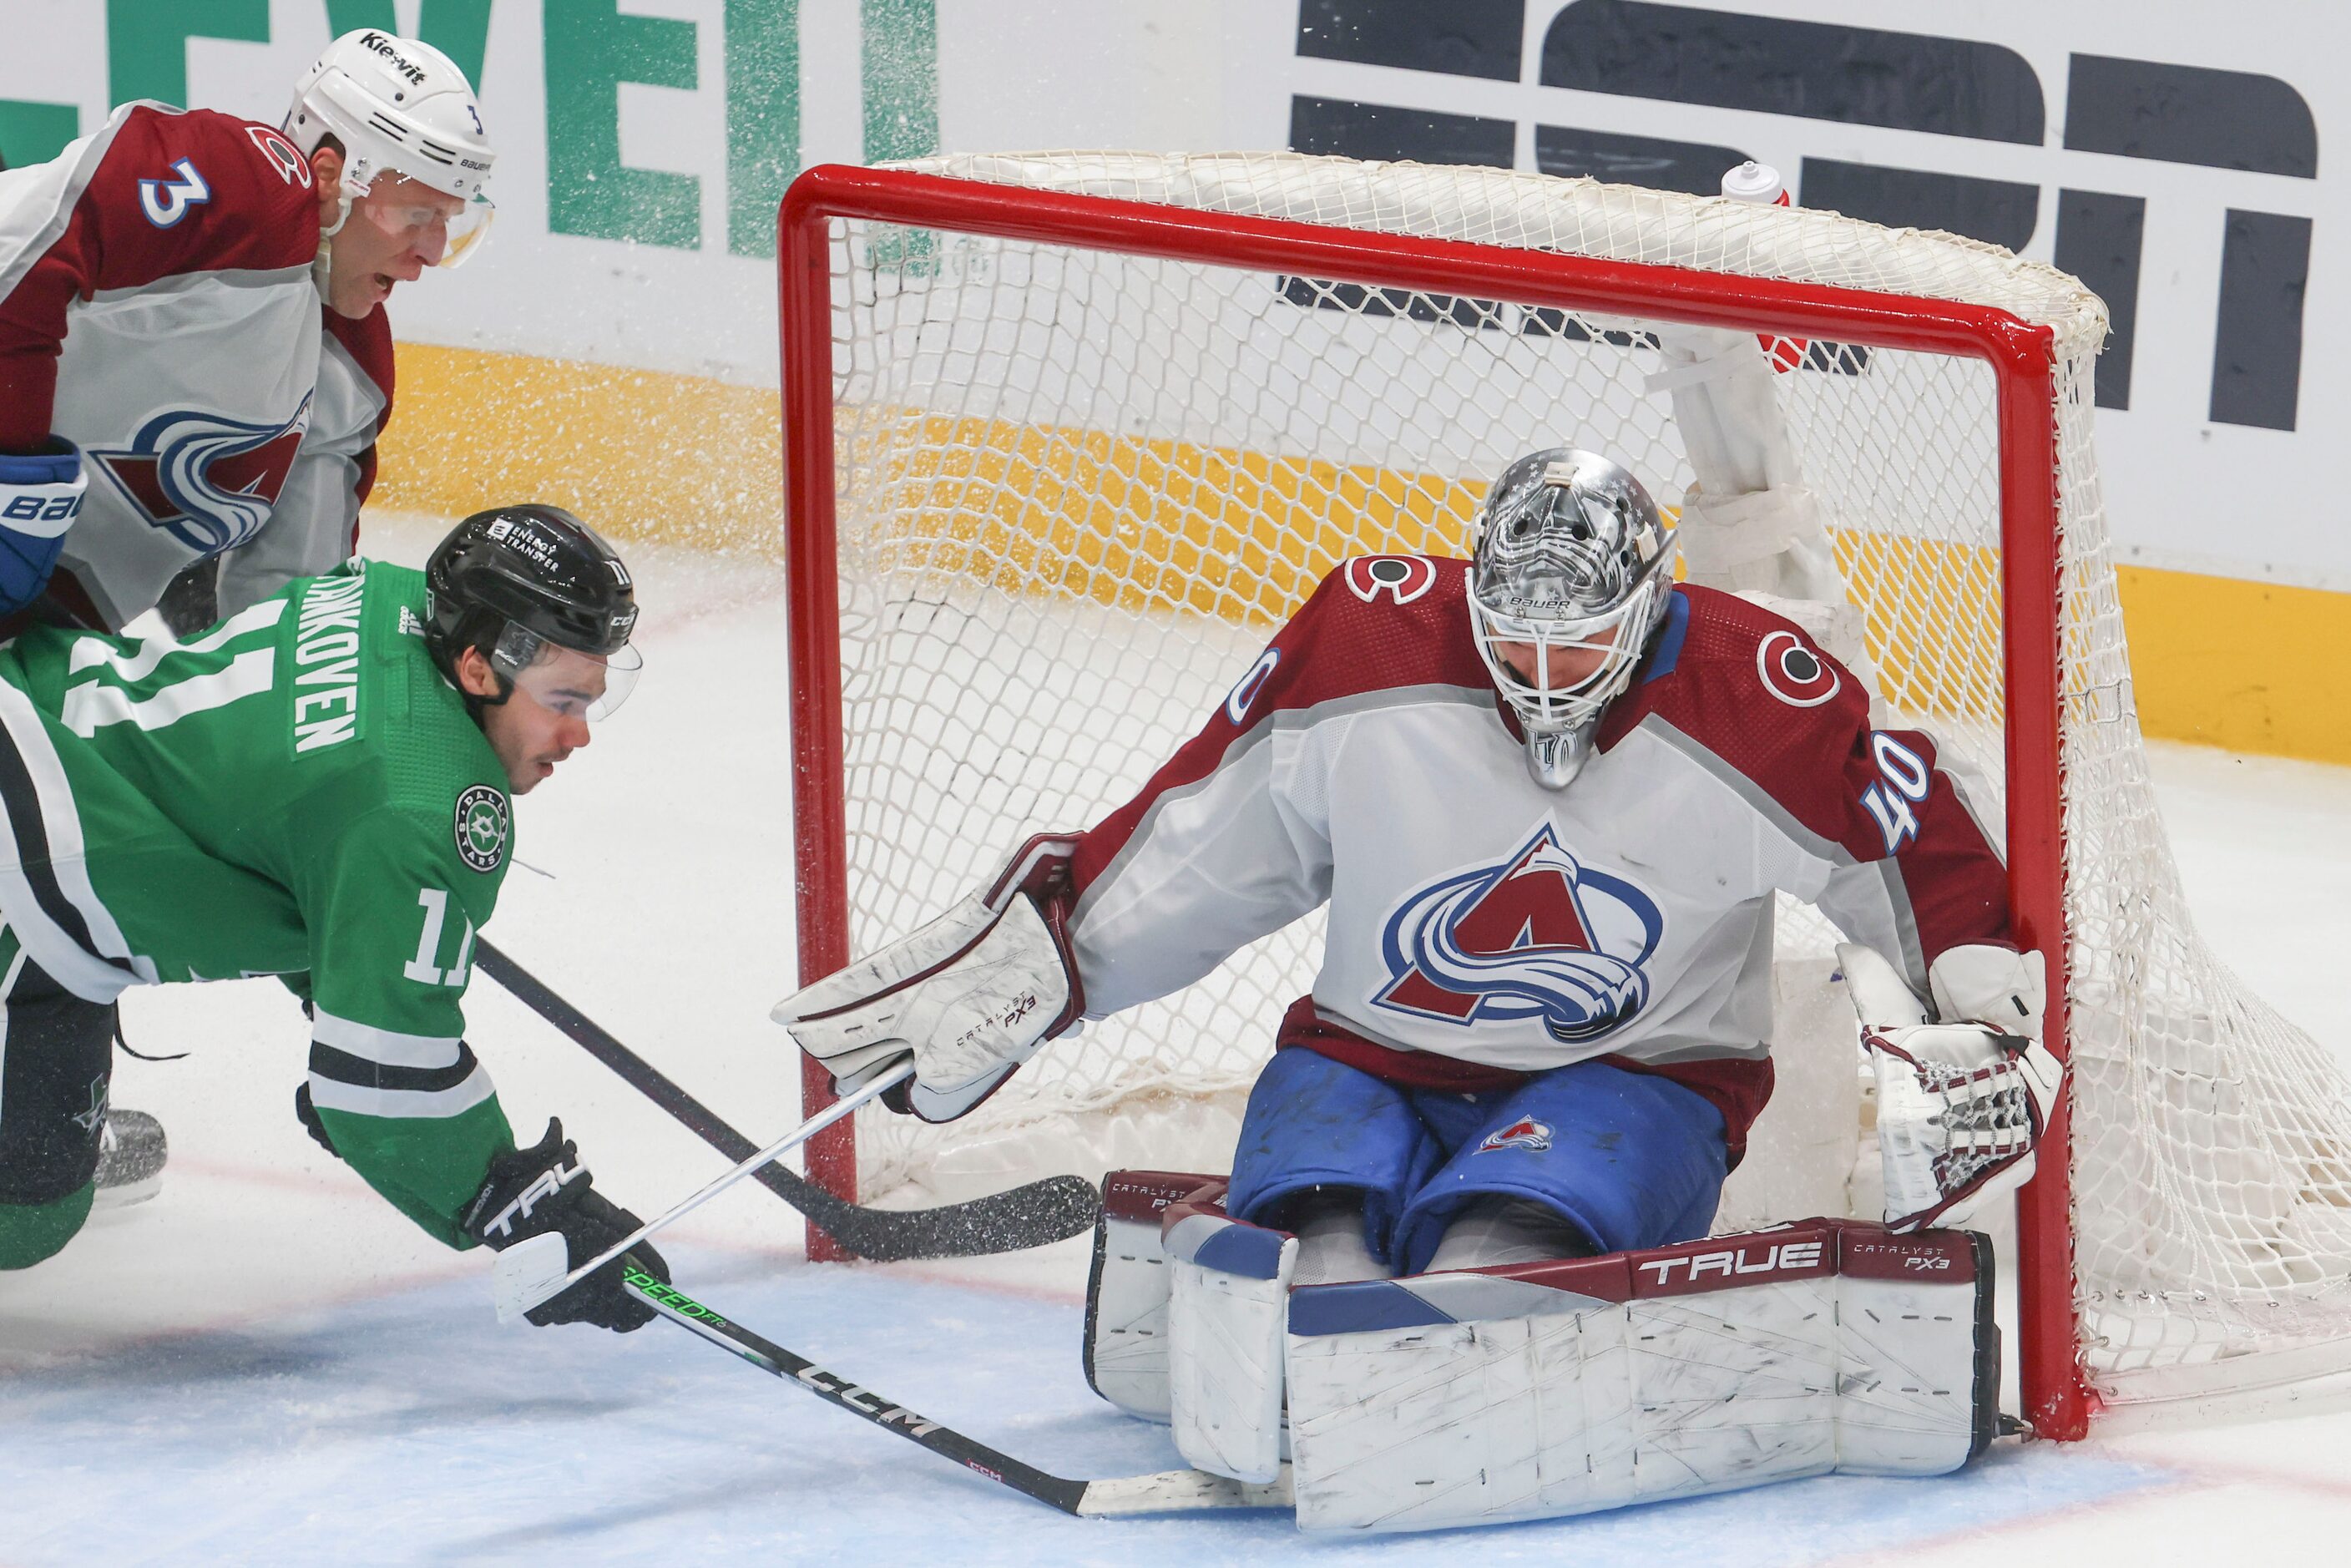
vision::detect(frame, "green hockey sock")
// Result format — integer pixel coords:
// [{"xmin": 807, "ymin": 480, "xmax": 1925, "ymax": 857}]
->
[{"xmin": 0, "ymin": 1181, "xmax": 94, "ymax": 1269}]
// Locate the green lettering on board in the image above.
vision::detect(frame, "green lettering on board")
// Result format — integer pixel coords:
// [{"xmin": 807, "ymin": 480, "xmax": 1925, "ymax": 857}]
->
[
  {"xmin": 0, "ymin": 101, "xmax": 79, "ymax": 169},
  {"xmin": 857, "ymin": 0, "xmax": 937, "ymax": 271},
  {"xmin": 544, "ymin": 0, "xmax": 701, "ymax": 250},
  {"xmin": 106, "ymin": 0, "xmax": 270, "ymax": 108},
  {"xmin": 860, "ymin": 0, "xmax": 935, "ymax": 164},
  {"xmin": 724, "ymin": 0, "xmax": 797, "ymax": 258}
]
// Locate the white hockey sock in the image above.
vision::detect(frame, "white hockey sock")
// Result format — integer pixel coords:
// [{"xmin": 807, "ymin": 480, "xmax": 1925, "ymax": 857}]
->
[
  {"xmin": 1287, "ymin": 1190, "xmax": 1393, "ymax": 1285},
  {"xmin": 1424, "ymin": 1196, "xmax": 1593, "ymax": 1270}
]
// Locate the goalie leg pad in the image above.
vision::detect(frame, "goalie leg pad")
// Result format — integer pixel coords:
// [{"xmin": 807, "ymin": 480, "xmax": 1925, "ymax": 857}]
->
[
  {"xmin": 1163, "ymin": 1193, "xmax": 1297, "ymax": 1484},
  {"xmin": 1282, "ymin": 1220, "xmax": 1995, "ymax": 1534},
  {"xmin": 1083, "ymin": 1171, "xmax": 1224, "ymax": 1422}
]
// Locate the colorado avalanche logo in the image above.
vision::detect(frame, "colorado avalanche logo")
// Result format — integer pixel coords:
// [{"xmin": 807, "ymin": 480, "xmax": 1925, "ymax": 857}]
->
[
  {"xmin": 1477, "ymin": 1117, "xmax": 1553, "ymax": 1154},
  {"xmin": 1756, "ymin": 630, "xmax": 1841, "ymax": 708},
  {"xmin": 1374, "ymin": 822, "xmax": 1663, "ymax": 1043},
  {"xmin": 88, "ymin": 397, "xmax": 312, "ymax": 554},
  {"xmin": 1343, "ymin": 556, "xmax": 1436, "ymax": 604}
]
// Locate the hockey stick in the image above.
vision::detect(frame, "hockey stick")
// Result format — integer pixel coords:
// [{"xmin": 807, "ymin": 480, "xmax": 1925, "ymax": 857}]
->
[
  {"xmin": 493, "ymin": 1063, "xmax": 913, "ymax": 1323},
  {"xmin": 622, "ymin": 1262, "xmax": 1292, "ymax": 1517},
  {"xmin": 474, "ymin": 939, "xmax": 1100, "ymax": 1260}
]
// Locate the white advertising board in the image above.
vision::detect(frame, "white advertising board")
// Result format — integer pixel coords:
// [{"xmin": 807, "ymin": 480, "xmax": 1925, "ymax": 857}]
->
[{"xmin": 2, "ymin": 0, "xmax": 2344, "ymax": 586}]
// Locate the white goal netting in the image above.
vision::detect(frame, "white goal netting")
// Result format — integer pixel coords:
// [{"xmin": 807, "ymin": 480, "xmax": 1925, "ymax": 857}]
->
[{"xmin": 801, "ymin": 151, "xmax": 2351, "ymax": 1413}]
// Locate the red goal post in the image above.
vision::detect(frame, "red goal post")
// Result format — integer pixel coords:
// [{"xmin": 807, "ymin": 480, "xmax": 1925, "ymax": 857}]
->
[{"xmin": 774, "ymin": 159, "xmax": 2086, "ymax": 1438}]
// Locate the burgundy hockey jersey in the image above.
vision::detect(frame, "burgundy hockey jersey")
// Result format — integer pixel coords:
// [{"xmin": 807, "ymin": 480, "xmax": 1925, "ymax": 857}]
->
[
  {"xmin": 1066, "ymin": 558, "xmax": 2011, "ymax": 1156},
  {"xmin": 0, "ymin": 103, "xmax": 391, "ymax": 629}
]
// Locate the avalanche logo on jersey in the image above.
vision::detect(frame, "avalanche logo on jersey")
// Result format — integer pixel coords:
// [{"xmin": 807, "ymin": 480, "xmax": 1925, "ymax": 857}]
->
[
  {"xmin": 88, "ymin": 397, "xmax": 312, "ymax": 555},
  {"xmin": 1476, "ymin": 1117, "xmax": 1552, "ymax": 1155},
  {"xmin": 1373, "ymin": 822, "xmax": 1663, "ymax": 1043},
  {"xmin": 1343, "ymin": 555, "xmax": 1437, "ymax": 604}
]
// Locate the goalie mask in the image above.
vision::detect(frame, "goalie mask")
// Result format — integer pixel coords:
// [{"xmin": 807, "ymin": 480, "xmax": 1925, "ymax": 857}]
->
[{"xmin": 1468, "ymin": 449, "xmax": 1677, "ymax": 789}]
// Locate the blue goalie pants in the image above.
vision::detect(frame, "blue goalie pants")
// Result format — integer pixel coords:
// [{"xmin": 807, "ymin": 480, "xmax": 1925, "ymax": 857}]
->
[{"xmin": 1225, "ymin": 1044, "xmax": 1730, "ymax": 1275}]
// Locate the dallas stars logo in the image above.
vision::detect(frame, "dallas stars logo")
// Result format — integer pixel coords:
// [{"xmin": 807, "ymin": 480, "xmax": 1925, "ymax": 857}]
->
[
  {"xmin": 71, "ymin": 1076, "xmax": 109, "ymax": 1136},
  {"xmin": 454, "ymin": 783, "xmax": 508, "ymax": 873}
]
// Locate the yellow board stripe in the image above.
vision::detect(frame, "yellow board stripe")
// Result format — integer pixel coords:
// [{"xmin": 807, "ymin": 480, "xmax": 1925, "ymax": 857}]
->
[{"xmin": 376, "ymin": 341, "xmax": 2351, "ymax": 766}]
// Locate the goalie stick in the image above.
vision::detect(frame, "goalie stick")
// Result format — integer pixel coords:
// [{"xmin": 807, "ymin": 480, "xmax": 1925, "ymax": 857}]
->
[
  {"xmin": 474, "ymin": 939, "xmax": 1100, "ymax": 1260},
  {"xmin": 621, "ymin": 1262, "xmax": 1291, "ymax": 1517}
]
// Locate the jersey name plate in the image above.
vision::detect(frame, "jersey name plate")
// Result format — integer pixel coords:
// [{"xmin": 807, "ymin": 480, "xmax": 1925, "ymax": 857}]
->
[{"xmin": 291, "ymin": 570, "xmax": 366, "ymax": 753}]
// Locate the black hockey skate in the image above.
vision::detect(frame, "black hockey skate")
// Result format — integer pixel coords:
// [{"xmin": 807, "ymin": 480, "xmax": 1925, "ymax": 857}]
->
[{"xmin": 94, "ymin": 1109, "xmax": 168, "ymax": 1208}]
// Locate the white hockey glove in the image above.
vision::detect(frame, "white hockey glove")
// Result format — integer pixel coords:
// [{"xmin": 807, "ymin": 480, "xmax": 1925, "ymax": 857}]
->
[
  {"xmin": 1839, "ymin": 942, "xmax": 2065, "ymax": 1232},
  {"xmin": 774, "ymin": 836, "xmax": 1085, "ymax": 1124}
]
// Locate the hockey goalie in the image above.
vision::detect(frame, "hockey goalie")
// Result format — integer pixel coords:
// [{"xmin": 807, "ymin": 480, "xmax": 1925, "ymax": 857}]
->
[{"xmin": 776, "ymin": 408, "xmax": 2064, "ymax": 1528}]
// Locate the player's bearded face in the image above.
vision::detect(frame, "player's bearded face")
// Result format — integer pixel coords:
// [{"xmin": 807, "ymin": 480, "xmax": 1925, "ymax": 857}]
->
[
  {"xmin": 459, "ymin": 645, "xmax": 604, "ymax": 793},
  {"xmin": 320, "ymin": 169, "xmax": 467, "ymax": 318}
]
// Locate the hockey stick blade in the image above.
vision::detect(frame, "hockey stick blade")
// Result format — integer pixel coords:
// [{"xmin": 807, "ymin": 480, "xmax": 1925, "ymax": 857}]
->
[
  {"xmin": 490, "ymin": 1233, "xmax": 570, "ymax": 1326},
  {"xmin": 624, "ymin": 1265, "xmax": 1292, "ymax": 1517},
  {"xmin": 790, "ymin": 1171, "xmax": 1102, "ymax": 1263},
  {"xmin": 475, "ymin": 939, "xmax": 1100, "ymax": 1259}
]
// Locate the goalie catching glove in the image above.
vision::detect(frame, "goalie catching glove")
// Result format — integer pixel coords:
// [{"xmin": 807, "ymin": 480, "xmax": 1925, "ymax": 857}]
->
[
  {"xmin": 774, "ymin": 836, "xmax": 1087, "ymax": 1122},
  {"xmin": 1839, "ymin": 942, "xmax": 2065, "ymax": 1232}
]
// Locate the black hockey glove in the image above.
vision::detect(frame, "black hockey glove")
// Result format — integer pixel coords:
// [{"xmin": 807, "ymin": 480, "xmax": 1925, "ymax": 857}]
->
[{"xmin": 460, "ymin": 1119, "xmax": 670, "ymax": 1333}]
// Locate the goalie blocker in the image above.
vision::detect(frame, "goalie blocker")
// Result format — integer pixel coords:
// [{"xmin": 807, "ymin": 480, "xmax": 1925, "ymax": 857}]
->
[{"xmin": 1084, "ymin": 1171, "xmax": 1997, "ymax": 1535}]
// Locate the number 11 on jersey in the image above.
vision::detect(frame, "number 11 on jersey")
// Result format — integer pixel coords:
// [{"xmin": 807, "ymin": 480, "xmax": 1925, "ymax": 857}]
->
[{"xmin": 405, "ymin": 888, "xmax": 477, "ymax": 986}]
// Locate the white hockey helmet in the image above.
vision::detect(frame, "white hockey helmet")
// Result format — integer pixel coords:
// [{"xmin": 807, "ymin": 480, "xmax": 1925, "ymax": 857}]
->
[
  {"xmin": 1467, "ymin": 448, "xmax": 1678, "ymax": 788},
  {"xmin": 285, "ymin": 29, "xmax": 495, "ymax": 266}
]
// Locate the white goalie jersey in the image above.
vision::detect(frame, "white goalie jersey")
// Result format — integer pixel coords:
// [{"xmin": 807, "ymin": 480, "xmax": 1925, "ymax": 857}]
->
[{"xmin": 1062, "ymin": 556, "xmax": 2014, "ymax": 1159}]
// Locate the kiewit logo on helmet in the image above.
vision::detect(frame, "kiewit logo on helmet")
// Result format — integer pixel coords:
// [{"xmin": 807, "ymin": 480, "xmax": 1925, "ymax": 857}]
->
[
  {"xmin": 357, "ymin": 31, "xmax": 429, "ymax": 83},
  {"xmin": 1373, "ymin": 821, "xmax": 1663, "ymax": 1042}
]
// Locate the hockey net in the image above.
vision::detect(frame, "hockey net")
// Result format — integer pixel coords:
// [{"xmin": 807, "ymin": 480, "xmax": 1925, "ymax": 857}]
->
[{"xmin": 780, "ymin": 152, "xmax": 2351, "ymax": 1433}]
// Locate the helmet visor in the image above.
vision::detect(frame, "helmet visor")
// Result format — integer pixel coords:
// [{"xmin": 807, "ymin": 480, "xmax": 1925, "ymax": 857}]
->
[
  {"xmin": 490, "ymin": 623, "xmax": 642, "ymax": 721},
  {"xmin": 352, "ymin": 188, "xmax": 494, "ymax": 268}
]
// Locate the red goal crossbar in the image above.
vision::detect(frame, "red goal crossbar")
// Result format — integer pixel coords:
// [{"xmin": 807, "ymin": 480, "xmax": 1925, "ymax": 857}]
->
[{"xmin": 774, "ymin": 160, "xmax": 2091, "ymax": 1439}]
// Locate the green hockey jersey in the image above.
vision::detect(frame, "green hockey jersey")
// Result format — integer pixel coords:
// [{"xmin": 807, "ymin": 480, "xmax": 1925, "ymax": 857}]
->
[{"xmin": 0, "ymin": 559, "xmax": 519, "ymax": 1244}]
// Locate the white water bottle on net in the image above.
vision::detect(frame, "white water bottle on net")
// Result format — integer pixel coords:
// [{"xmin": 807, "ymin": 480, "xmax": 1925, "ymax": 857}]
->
[{"xmin": 778, "ymin": 149, "xmax": 2351, "ymax": 1435}]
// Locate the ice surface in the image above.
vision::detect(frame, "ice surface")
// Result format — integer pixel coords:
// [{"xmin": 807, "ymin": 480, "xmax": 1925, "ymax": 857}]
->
[{"xmin": 7, "ymin": 514, "xmax": 2351, "ymax": 1561}]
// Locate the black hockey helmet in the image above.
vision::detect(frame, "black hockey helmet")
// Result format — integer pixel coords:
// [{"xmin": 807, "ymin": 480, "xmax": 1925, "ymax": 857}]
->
[{"xmin": 426, "ymin": 504, "xmax": 641, "ymax": 717}]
